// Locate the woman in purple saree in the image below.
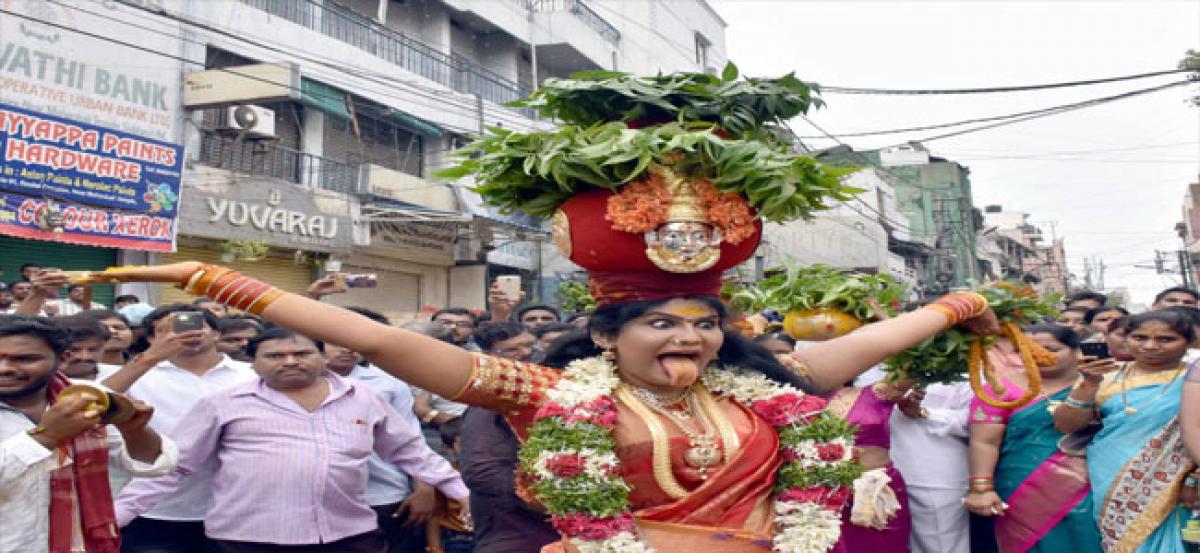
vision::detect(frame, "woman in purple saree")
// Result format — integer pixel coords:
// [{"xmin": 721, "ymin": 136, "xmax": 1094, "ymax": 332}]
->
[
  {"xmin": 966, "ymin": 324, "xmax": 1102, "ymax": 553},
  {"xmin": 827, "ymin": 381, "xmax": 912, "ymax": 552}
]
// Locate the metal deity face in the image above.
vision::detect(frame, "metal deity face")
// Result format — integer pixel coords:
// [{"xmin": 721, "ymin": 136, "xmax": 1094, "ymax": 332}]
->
[{"xmin": 644, "ymin": 221, "xmax": 723, "ymax": 273}]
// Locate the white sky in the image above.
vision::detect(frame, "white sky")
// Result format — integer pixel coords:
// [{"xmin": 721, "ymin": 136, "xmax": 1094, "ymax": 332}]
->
[{"xmin": 712, "ymin": 0, "xmax": 1200, "ymax": 305}]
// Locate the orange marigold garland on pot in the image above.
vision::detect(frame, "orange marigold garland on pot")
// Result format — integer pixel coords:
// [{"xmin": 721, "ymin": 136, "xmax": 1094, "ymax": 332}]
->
[
  {"xmin": 605, "ymin": 175, "xmax": 672, "ymax": 233},
  {"xmin": 696, "ymin": 181, "xmax": 757, "ymax": 245}
]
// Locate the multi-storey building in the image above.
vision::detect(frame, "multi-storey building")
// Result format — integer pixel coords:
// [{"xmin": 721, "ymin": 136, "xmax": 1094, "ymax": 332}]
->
[
  {"xmin": 760, "ymin": 165, "xmax": 926, "ymax": 296},
  {"xmin": 0, "ymin": 0, "xmax": 726, "ymax": 319},
  {"xmin": 979, "ymin": 206, "xmax": 1069, "ymax": 295}
]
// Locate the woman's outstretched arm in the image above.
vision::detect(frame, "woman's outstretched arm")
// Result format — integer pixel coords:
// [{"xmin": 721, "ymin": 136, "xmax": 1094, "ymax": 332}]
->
[
  {"xmin": 94, "ymin": 262, "xmax": 474, "ymax": 398},
  {"xmin": 796, "ymin": 297, "xmax": 997, "ymax": 394},
  {"xmin": 257, "ymin": 293, "xmax": 473, "ymax": 395}
]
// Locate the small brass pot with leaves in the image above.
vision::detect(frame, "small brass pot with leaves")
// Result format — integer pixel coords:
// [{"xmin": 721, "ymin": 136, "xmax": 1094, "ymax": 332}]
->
[{"xmin": 783, "ymin": 308, "xmax": 863, "ymax": 341}]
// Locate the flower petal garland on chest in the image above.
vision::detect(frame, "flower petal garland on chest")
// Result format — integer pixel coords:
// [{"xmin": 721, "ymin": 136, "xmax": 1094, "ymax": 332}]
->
[{"xmin": 517, "ymin": 356, "xmax": 862, "ymax": 553}]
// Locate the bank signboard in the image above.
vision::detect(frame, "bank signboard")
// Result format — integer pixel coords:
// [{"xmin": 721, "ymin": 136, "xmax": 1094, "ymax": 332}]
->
[
  {"xmin": 0, "ymin": 0, "xmax": 184, "ymax": 142},
  {"xmin": 0, "ymin": 103, "xmax": 184, "ymax": 251}
]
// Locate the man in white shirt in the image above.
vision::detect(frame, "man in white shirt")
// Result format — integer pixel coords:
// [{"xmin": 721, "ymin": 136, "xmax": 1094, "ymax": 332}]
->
[
  {"xmin": 855, "ymin": 367, "xmax": 974, "ymax": 553},
  {"xmin": 98, "ymin": 304, "xmax": 254, "ymax": 553},
  {"xmin": 891, "ymin": 383, "xmax": 975, "ymax": 553},
  {"xmin": 51, "ymin": 284, "xmax": 107, "ymax": 316},
  {"xmin": 0, "ymin": 315, "xmax": 177, "ymax": 553}
]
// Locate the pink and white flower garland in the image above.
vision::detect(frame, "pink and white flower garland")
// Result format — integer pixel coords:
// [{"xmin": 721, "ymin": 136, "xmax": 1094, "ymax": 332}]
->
[{"xmin": 518, "ymin": 357, "xmax": 861, "ymax": 553}]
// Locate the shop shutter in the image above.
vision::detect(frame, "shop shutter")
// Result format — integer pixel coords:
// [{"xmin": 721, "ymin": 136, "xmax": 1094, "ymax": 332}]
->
[
  {"xmin": 0, "ymin": 236, "xmax": 117, "ymax": 306},
  {"xmin": 158, "ymin": 246, "xmax": 314, "ymax": 307},
  {"xmin": 324, "ymin": 266, "xmax": 421, "ymax": 323}
]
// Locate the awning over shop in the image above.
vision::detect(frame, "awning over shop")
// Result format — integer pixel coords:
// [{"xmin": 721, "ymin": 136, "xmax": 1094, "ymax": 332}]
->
[
  {"xmin": 385, "ymin": 109, "xmax": 443, "ymax": 138},
  {"xmin": 359, "ymin": 197, "xmax": 471, "ymax": 223},
  {"xmin": 301, "ymin": 78, "xmax": 351, "ymax": 120},
  {"xmin": 453, "ymin": 185, "xmax": 548, "ymax": 240},
  {"xmin": 302, "ymin": 78, "xmax": 443, "ymax": 137}
]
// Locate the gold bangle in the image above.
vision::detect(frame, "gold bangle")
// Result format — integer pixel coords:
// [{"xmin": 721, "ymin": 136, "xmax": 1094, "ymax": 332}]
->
[
  {"xmin": 183, "ymin": 269, "xmax": 206, "ymax": 294},
  {"xmin": 246, "ymin": 289, "xmax": 285, "ymax": 315},
  {"xmin": 199, "ymin": 267, "xmax": 235, "ymax": 296},
  {"xmin": 965, "ymin": 292, "xmax": 990, "ymax": 316},
  {"xmin": 926, "ymin": 304, "xmax": 957, "ymax": 328}
]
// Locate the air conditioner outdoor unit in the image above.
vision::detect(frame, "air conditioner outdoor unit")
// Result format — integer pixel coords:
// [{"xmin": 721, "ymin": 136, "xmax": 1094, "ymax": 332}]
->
[{"xmin": 220, "ymin": 105, "xmax": 276, "ymax": 139}]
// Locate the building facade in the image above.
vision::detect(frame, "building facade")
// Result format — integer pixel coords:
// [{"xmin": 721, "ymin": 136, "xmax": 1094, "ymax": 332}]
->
[
  {"xmin": 1, "ymin": 0, "xmax": 727, "ymax": 319},
  {"xmin": 978, "ymin": 206, "xmax": 1069, "ymax": 296},
  {"xmin": 761, "ymin": 166, "xmax": 926, "ymax": 295}
]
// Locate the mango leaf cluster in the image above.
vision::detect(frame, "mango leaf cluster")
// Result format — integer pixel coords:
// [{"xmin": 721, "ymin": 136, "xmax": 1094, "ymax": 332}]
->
[{"xmin": 729, "ymin": 262, "xmax": 908, "ymax": 321}]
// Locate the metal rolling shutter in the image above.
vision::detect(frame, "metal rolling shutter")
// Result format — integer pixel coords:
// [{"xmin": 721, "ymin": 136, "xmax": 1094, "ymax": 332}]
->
[
  {"xmin": 158, "ymin": 246, "xmax": 314, "ymax": 307},
  {"xmin": 0, "ymin": 236, "xmax": 117, "ymax": 305}
]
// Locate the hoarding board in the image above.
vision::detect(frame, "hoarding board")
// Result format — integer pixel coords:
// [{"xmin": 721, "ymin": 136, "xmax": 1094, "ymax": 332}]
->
[{"xmin": 0, "ymin": 103, "xmax": 183, "ymax": 251}]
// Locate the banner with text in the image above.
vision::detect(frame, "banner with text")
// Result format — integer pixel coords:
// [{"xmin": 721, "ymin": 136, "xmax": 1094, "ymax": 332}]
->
[{"xmin": 0, "ymin": 103, "xmax": 183, "ymax": 251}]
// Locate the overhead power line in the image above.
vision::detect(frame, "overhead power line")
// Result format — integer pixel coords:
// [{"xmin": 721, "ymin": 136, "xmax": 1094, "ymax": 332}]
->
[
  {"xmin": 917, "ymin": 80, "xmax": 1192, "ymax": 143},
  {"xmin": 799, "ymin": 80, "xmax": 1193, "ymax": 140},
  {"xmin": 815, "ymin": 69, "xmax": 1192, "ymax": 95}
]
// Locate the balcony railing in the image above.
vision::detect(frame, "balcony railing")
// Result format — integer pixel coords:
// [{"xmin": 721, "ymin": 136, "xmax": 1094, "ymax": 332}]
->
[
  {"xmin": 199, "ymin": 130, "xmax": 360, "ymax": 194},
  {"xmin": 241, "ymin": 0, "xmax": 533, "ymax": 108},
  {"xmin": 531, "ymin": 0, "xmax": 621, "ymax": 45}
]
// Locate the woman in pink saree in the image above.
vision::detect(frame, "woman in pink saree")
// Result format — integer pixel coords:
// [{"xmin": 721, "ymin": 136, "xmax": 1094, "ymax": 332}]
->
[{"xmin": 966, "ymin": 324, "xmax": 1101, "ymax": 553}]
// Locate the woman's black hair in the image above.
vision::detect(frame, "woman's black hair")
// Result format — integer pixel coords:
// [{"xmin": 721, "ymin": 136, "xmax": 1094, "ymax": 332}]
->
[
  {"xmin": 1083, "ymin": 306, "xmax": 1129, "ymax": 324},
  {"xmin": 541, "ymin": 296, "xmax": 812, "ymax": 391},
  {"xmin": 1025, "ymin": 323, "xmax": 1082, "ymax": 349},
  {"xmin": 1121, "ymin": 309, "xmax": 1197, "ymax": 343},
  {"xmin": 754, "ymin": 331, "xmax": 796, "ymax": 348}
]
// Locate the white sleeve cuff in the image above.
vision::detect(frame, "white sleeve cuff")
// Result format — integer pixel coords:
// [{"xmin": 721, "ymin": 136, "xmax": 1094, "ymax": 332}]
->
[{"xmin": 112, "ymin": 433, "xmax": 180, "ymax": 477}]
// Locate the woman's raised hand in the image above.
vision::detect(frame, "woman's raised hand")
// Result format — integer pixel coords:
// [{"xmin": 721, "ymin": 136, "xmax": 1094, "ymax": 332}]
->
[
  {"xmin": 959, "ymin": 308, "xmax": 1001, "ymax": 337},
  {"xmin": 1078, "ymin": 357, "xmax": 1121, "ymax": 384}
]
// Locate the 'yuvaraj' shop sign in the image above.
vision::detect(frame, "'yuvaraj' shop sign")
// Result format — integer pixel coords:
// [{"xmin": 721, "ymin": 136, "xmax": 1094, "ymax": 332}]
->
[
  {"xmin": 177, "ymin": 168, "xmax": 354, "ymax": 252},
  {"xmin": 0, "ymin": 103, "xmax": 184, "ymax": 251}
]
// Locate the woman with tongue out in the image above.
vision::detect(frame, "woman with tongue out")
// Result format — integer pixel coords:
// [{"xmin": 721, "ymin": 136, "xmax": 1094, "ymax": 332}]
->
[
  {"xmin": 83, "ymin": 71, "xmax": 1000, "ymax": 553},
  {"xmin": 88, "ymin": 202, "xmax": 996, "ymax": 553}
]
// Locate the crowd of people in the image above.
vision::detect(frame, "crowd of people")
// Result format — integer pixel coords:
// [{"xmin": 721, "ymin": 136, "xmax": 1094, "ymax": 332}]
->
[{"xmin": 5, "ymin": 259, "xmax": 1200, "ymax": 553}]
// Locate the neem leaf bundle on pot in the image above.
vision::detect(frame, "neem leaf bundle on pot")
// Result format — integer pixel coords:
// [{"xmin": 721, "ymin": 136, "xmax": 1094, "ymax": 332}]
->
[
  {"xmin": 729, "ymin": 262, "xmax": 908, "ymax": 341},
  {"xmin": 884, "ymin": 282, "xmax": 1061, "ymax": 403},
  {"xmin": 435, "ymin": 63, "xmax": 862, "ymax": 224}
]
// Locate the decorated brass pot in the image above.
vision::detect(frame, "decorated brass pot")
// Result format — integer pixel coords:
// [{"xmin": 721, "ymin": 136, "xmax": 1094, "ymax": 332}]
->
[{"xmin": 783, "ymin": 309, "xmax": 863, "ymax": 341}]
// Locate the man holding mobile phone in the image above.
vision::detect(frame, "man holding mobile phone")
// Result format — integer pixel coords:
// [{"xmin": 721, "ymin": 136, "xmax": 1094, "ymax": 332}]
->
[{"xmin": 97, "ymin": 305, "xmax": 254, "ymax": 552}]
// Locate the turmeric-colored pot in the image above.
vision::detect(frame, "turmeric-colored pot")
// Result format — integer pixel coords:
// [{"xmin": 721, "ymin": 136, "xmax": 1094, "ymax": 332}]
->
[{"xmin": 783, "ymin": 309, "xmax": 862, "ymax": 341}]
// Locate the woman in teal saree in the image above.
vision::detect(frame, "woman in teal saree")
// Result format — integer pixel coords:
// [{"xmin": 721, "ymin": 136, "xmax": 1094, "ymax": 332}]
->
[
  {"xmin": 966, "ymin": 324, "xmax": 1102, "ymax": 553},
  {"xmin": 1054, "ymin": 310, "xmax": 1197, "ymax": 553}
]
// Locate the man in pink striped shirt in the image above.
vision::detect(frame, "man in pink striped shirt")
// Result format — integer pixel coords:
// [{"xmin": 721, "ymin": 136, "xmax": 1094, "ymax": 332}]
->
[{"xmin": 115, "ymin": 328, "xmax": 470, "ymax": 552}]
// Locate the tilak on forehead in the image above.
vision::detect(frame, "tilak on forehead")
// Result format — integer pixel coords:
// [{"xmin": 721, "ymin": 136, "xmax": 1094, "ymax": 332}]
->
[{"xmin": 661, "ymin": 306, "xmax": 713, "ymax": 317}]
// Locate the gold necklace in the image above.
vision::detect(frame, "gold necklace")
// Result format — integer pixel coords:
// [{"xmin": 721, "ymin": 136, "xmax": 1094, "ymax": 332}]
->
[
  {"xmin": 643, "ymin": 394, "xmax": 722, "ymax": 478},
  {"xmin": 615, "ymin": 384, "xmax": 740, "ymax": 496},
  {"xmin": 1038, "ymin": 379, "xmax": 1074, "ymax": 415},
  {"xmin": 628, "ymin": 385, "xmax": 694, "ymax": 419},
  {"xmin": 1120, "ymin": 362, "xmax": 1186, "ymax": 415}
]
